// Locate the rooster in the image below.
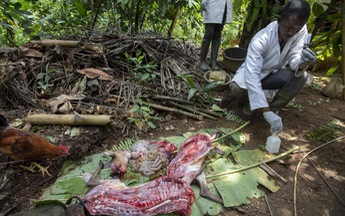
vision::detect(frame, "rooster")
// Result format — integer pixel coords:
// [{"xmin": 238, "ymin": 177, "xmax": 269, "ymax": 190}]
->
[{"xmin": 0, "ymin": 114, "xmax": 69, "ymax": 176}]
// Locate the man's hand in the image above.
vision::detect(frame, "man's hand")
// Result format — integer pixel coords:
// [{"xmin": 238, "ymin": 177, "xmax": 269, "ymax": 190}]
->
[
  {"xmin": 263, "ymin": 111, "xmax": 283, "ymax": 134},
  {"xmin": 299, "ymin": 48, "xmax": 317, "ymax": 69}
]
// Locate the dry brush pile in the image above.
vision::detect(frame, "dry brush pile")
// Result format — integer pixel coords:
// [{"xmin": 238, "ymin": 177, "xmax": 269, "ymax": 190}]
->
[{"xmin": 0, "ymin": 33, "xmax": 227, "ymax": 135}]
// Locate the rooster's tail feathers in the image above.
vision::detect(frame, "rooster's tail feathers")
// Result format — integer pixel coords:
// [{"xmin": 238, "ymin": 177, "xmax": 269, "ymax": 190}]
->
[
  {"xmin": 0, "ymin": 114, "xmax": 9, "ymax": 129},
  {"xmin": 59, "ymin": 145, "xmax": 70, "ymax": 154}
]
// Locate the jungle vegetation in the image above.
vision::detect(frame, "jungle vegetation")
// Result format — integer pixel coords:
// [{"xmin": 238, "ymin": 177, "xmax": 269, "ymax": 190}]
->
[{"xmin": 0, "ymin": 0, "xmax": 342, "ymax": 74}]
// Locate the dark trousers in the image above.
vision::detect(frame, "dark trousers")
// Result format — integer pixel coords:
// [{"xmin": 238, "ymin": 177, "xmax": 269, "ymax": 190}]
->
[{"xmin": 230, "ymin": 68, "xmax": 308, "ymax": 110}]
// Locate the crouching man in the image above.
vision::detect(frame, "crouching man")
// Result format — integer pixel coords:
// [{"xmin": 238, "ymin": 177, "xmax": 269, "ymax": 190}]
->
[{"xmin": 222, "ymin": 0, "xmax": 316, "ymax": 135}]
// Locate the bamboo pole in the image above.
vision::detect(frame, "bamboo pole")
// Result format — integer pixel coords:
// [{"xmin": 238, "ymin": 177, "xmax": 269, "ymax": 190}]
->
[
  {"xmin": 31, "ymin": 40, "xmax": 80, "ymax": 48},
  {"xmin": 206, "ymin": 146, "xmax": 299, "ymax": 180},
  {"xmin": 27, "ymin": 114, "xmax": 112, "ymax": 126}
]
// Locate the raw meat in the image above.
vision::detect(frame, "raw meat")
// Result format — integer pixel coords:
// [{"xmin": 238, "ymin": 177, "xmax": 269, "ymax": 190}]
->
[
  {"xmin": 83, "ymin": 176, "xmax": 194, "ymax": 216},
  {"xmin": 82, "ymin": 134, "xmax": 215, "ymax": 216}
]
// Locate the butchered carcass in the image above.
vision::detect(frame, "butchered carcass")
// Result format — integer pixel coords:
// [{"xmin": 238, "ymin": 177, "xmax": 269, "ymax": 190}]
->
[
  {"xmin": 167, "ymin": 133, "xmax": 212, "ymax": 184},
  {"xmin": 83, "ymin": 175, "xmax": 194, "ymax": 216},
  {"xmin": 80, "ymin": 133, "xmax": 218, "ymax": 216}
]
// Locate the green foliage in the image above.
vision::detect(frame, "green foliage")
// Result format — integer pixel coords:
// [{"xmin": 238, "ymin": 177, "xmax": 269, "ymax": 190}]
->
[
  {"xmin": 125, "ymin": 50, "xmax": 159, "ymax": 82},
  {"xmin": 36, "ymin": 67, "xmax": 55, "ymax": 93},
  {"xmin": 306, "ymin": 120, "xmax": 343, "ymax": 141},
  {"xmin": 308, "ymin": 0, "xmax": 342, "ymax": 75},
  {"xmin": 0, "ymin": 0, "xmax": 341, "ymax": 79},
  {"xmin": 0, "ymin": 0, "xmax": 34, "ymax": 45},
  {"xmin": 211, "ymin": 104, "xmax": 247, "ymax": 125},
  {"xmin": 127, "ymin": 100, "xmax": 161, "ymax": 132}
]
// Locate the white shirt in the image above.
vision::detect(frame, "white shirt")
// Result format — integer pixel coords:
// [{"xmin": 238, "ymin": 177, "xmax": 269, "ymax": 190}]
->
[
  {"xmin": 202, "ymin": 0, "xmax": 232, "ymax": 24},
  {"xmin": 232, "ymin": 21, "xmax": 307, "ymax": 110}
]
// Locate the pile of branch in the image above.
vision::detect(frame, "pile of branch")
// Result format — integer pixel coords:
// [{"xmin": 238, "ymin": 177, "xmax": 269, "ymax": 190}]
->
[{"xmin": 0, "ymin": 33, "xmax": 227, "ymax": 133}]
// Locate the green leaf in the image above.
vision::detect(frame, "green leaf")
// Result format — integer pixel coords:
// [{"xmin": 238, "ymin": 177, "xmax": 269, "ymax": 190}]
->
[
  {"xmin": 190, "ymin": 185, "xmax": 223, "ymax": 216},
  {"xmin": 129, "ymin": 104, "xmax": 140, "ymax": 112},
  {"xmin": 45, "ymin": 135, "xmax": 56, "ymax": 143},
  {"xmin": 187, "ymin": 88, "xmax": 197, "ymax": 100},
  {"xmin": 141, "ymin": 73, "xmax": 150, "ymax": 81},
  {"xmin": 140, "ymin": 106, "xmax": 151, "ymax": 112},
  {"xmin": 325, "ymin": 65, "xmax": 338, "ymax": 76},
  {"xmin": 202, "ymin": 81, "xmax": 223, "ymax": 93},
  {"xmin": 311, "ymin": 2, "xmax": 324, "ymax": 17},
  {"xmin": 210, "ymin": 104, "xmax": 225, "ymax": 113},
  {"xmin": 205, "ymin": 153, "xmax": 279, "ymax": 207},
  {"xmin": 73, "ymin": 2, "xmax": 86, "ymax": 17},
  {"xmin": 147, "ymin": 121, "xmax": 156, "ymax": 129},
  {"xmin": 184, "ymin": 74, "xmax": 195, "ymax": 88},
  {"xmin": 69, "ymin": 127, "xmax": 81, "ymax": 138},
  {"xmin": 36, "ymin": 73, "xmax": 45, "ymax": 80}
]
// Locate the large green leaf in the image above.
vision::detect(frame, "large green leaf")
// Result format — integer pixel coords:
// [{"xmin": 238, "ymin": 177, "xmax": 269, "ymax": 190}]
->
[
  {"xmin": 190, "ymin": 185, "xmax": 223, "ymax": 216},
  {"xmin": 205, "ymin": 150, "xmax": 279, "ymax": 208}
]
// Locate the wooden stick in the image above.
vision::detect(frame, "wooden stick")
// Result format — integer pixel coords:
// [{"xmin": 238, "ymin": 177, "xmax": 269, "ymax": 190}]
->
[
  {"xmin": 261, "ymin": 163, "xmax": 288, "ymax": 183},
  {"xmin": 142, "ymin": 102, "xmax": 203, "ymax": 121},
  {"xmin": 168, "ymin": 101, "xmax": 216, "ymax": 120},
  {"xmin": 27, "ymin": 114, "xmax": 112, "ymax": 126}
]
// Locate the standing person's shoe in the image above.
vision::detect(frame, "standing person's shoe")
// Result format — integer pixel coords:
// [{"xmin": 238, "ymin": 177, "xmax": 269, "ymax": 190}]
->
[
  {"xmin": 199, "ymin": 61, "xmax": 210, "ymax": 71},
  {"xmin": 199, "ymin": 38, "xmax": 211, "ymax": 72}
]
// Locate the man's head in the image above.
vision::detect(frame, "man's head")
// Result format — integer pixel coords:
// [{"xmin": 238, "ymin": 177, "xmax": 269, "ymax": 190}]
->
[{"xmin": 277, "ymin": 0, "xmax": 311, "ymax": 41}]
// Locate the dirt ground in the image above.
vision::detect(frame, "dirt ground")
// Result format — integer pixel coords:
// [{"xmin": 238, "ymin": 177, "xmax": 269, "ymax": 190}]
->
[{"xmin": 0, "ymin": 72, "xmax": 345, "ymax": 216}]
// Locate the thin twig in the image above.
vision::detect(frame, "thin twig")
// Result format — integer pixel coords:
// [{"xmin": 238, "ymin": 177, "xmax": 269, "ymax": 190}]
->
[
  {"xmin": 265, "ymin": 195, "xmax": 274, "ymax": 216},
  {"xmin": 0, "ymin": 160, "xmax": 26, "ymax": 166},
  {"xmin": 293, "ymin": 135, "xmax": 345, "ymax": 216}
]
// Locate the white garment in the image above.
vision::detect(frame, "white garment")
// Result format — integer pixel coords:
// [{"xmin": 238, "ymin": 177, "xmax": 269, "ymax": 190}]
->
[
  {"xmin": 202, "ymin": 0, "xmax": 232, "ymax": 24},
  {"xmin": 232, "ymin": 21, "xmax": 307, "ymax": 111}
]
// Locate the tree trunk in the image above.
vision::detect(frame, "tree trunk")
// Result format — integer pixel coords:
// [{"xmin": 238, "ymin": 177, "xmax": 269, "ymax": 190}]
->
[{"xmin": 167, "ymin": 8, "xmax": 180, "ymax": 39}]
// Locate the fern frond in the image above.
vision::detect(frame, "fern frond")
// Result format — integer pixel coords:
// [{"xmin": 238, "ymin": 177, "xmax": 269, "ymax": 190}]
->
[
  {"xmin": 306, "ymin": 120, "xmax": 343, "ymax": 142},
  {"xmin": 224, "ymin": 111, "xmax": 246, "ymax": 125},
  {"xmin": 112, "ymin": 138, "xmax": 135, "ymax": 151}
]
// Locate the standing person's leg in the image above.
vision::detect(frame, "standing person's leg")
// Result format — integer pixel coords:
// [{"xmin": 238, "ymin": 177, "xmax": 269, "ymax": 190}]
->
[
  {"xmin": 261, "ymin": 68, "xmax": 308, "ymax": 110},
  {"xmin": 199, "ymin": 24, "xmax": 216, "ymax": 71},
  {"xmin": 210, "ymin": 9, "xmax": 226, "ymax": 71},
  {"xmin": 210, "ymin": 24, "xmax": 223, "ymax": 70}
]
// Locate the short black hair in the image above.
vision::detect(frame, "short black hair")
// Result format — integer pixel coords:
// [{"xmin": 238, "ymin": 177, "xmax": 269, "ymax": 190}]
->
[{"xmin": 280, "ymin": 0, "xmax": 311, "ymax": 21}]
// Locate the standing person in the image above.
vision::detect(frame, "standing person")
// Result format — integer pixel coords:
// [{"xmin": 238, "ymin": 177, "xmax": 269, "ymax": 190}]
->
[
  {"xmin": 199, "ymin": 0, "xmax": 232, "ymax": 71},
  {"xmin": 221, "ymin": 0, "xmax": 316, "ymax": 135}
]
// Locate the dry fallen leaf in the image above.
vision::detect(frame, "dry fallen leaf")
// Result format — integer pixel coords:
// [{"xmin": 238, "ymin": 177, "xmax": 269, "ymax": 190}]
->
[{"xmin": 77, "ymin": 68, "xmax": 113, "ymax": 80}]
